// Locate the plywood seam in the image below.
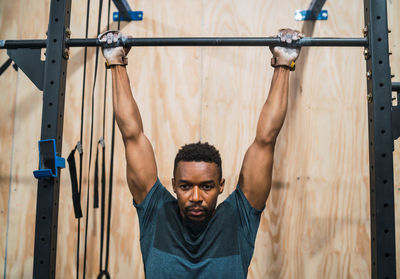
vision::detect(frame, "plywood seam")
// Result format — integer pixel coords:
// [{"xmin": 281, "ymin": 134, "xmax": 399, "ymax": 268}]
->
[{"xmin": 3, "ymin": 69, "xmax": 20, "ymax": 279}]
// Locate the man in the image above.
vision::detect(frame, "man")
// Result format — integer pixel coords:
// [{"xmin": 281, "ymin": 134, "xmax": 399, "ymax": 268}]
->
[{"xmin": 99, "ymin": 28, "xmax": 302, "ymax": 278}]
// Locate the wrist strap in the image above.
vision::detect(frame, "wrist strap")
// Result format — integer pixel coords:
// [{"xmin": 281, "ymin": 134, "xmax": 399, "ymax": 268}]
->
[
  {"xmin": 270, "ymin": 57, "xmax": 295, "ymax": 71},
  {"xmin": 105, "ymin": 56, "xmax": 128, "ymax": 69}
]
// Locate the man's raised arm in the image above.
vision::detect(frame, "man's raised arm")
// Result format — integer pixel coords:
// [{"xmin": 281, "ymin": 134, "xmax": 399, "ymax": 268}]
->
[
  {"xmin": 239, "ymin": 29, "xmax": 302, "ymax": 210},
  {"xmin": 100, "ymin": 31, "xmax": 157, "ymax": 204}
]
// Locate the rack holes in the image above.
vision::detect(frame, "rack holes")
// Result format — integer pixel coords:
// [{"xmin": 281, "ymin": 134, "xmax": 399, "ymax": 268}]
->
[
  {"xmin": 40, "ymin": 260, "xmax": 44, "ymax": 265},
  {"xmin": 55, "ymin": 18, "xmax": 58, "ymax": 22},
  {"xmin": 384, "ymin": 203, "xmax": 388, "ymax": 208},
  {"xmin": 41, "ymin": 237, "xmax": 45, "ymax": 242},
  {"xmin": 47, "ymin": 124, "xmax": 51, "ymax": 128},
  {"xmin": 42, "ymin": 215, "xmax": 46, "ymax": 220},
  {"xmin": 381, "ymin": 129, "xmax": 386, "ymax": 134},
  {"xmin": 380, "ymin": 106, "xmax": 385, "ymax": 110},
  {"xmin": 52, "ymin": 60, "xmax": 55, "ymax": 64},
  {"xmin": 370, "ymin": 141, "xmax": 373, "ymax": 146},
  {"xmin": 385, "ymin": 253, "xmax": 389, "ymax": 258},
  {"xmin": 58, "ymin": 136, "xmax": 61, "ymax": 140},
  {"xmin": 377, "ymin": 16, "xmax": 381, "ymax": 20},
  {"xmin": 59, "ymin": 114, "xmax": 63, "ymax": 118},
  {"xmin": 377, "ymin": 37, "xmax": 382, "ymax": 42},
  {"xmin": 372, "ymin": 261, "xmax": 375, "ymax": 266},
  {"xmin": 62, "ymin": 72, "xmax": 65, "ymax": 76},
  {"xmin": 371, "ymin": 165, "xmax": 374, "ymax": 170},
  {"xmin": 383, "ymin": 179, "xmax": 388, "ymax": 184},
  {"xmin": 384, "ymin": 229, "xmax": 389, "ymax": 234},
  {"xmin": 43, "ymin": 184, "xmax": 47, "ymax": 189},
  {"xmin": 379, "ymin": 60, "xmax": 383, "ymax": 64},
  {"xmin": 369, "ymin": 118, "xmax": 373, "ymax": 123},
  {"xmin": 379, "ymin": 83, "xmax": 384, "ymax": 87},
  {"xmin": 371, "ymin": 189, "xmax": 374, "ymax": 193},
  {"xmin": 53, "ymin": 39, "xmax": 57, "ymax": 43},
  {"xmin": 382, "ymin": 153, "xmax": 386, "ymax": 158},
  {"xmin": 49, "ymin": 102, "xmax": 53, "ymax": 106}
]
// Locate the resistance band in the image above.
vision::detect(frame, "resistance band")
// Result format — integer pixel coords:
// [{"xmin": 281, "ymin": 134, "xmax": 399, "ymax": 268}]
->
[
  {"xmin": 96, "ymin": 2, "xmax": 117, "ymax": 277},
  {"xmin": 82, "ymin": 0, "xmax": 104, "ymax": 277},
  {"xmin": 66, "ymin": 0, "xmax": 91, "ymax": 278}
]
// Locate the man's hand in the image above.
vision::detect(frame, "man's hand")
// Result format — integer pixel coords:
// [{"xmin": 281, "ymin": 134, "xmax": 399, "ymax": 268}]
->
[
  {"xmin": 270, "ymin": 28, "xmax": 303, "ymax": 71},
  {"xmin": 98, "ymin": 30, "xmax": 131, "ymax": 68}
]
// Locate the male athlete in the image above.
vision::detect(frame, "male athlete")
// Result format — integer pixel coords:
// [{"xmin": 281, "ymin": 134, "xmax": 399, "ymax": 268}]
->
[{"xmin": 99, "ymin": 29, "xmax": 302, "ymax": 278}]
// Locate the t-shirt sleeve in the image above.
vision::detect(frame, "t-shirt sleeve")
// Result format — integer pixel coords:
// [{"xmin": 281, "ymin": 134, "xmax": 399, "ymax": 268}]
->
[
  {"xmin": 133, "ymin": 178, "xmax": 175, "ymax": 234},
  {"xmin": 224, "ymin": 185, "xmax": 263, "ymax": 245}
]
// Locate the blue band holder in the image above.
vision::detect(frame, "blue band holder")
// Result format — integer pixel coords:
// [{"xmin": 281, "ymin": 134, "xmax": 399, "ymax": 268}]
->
[{"xmin": 33, "ymin": 139, "xmax": 65, "ymax": 179}]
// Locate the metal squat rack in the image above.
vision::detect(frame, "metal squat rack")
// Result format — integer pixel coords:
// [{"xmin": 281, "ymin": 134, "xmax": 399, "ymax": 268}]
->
[{"xmin": 0, "ymin": 0, "xmax": 398, "ymax": 278}]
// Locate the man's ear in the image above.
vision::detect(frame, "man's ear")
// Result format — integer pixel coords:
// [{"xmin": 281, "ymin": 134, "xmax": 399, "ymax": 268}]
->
[
  {"xmin": 219, "ymin": 178, "xmax": 225, "ymax": 194},
  {"xmin": 172, "ymin": 178, "xmax": 177, "ymax": 193}
]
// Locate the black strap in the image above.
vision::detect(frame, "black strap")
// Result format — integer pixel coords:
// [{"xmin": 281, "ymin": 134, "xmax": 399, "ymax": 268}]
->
[{"xmin": 67, "ymin": 144, "xmax": 83, "ymax": 218}]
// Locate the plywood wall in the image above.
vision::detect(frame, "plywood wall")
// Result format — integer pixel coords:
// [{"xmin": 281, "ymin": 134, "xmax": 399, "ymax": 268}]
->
[{"xmin": 0, "ymin": 0, "xmax": 399, "ymax": 278}]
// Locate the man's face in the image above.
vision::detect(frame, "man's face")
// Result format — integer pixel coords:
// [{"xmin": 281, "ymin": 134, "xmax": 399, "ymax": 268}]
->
[{"xmin": 172, "ymin": 161, "xmax": 225, "ymax": 222}]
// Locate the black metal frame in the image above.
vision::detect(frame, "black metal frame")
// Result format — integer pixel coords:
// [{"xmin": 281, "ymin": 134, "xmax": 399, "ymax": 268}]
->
[
  {"xmin": 31, "ymin": 0, "xmax": 71, "ymax": 278},
  {"xmin": 0, "ymin": 0, "xmax": 397, "ymax": 278},
  {"xmin": 364, "ymin": 0, "xmax": 396, "ymax": 278}
]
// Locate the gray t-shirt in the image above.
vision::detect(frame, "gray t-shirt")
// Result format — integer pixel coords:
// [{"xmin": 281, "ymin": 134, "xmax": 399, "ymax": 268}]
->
[{"xmin": 133, "ymin": 179, "xmax": 263, "ymax": 279}]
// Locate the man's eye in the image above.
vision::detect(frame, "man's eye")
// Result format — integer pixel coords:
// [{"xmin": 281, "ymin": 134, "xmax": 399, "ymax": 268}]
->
[
  {"xmin": 180, "ymin": 185, "xmax": 190, "ymax": 190},
  {"xmin": 202, "ymin": 185, "xmax": 213, "ymax": 190}
]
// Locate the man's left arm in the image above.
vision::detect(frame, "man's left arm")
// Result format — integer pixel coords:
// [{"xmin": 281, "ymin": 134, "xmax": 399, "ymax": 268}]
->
[{"xmin": 239, "ymin": 29, "xmax": 302, "ymax": 210}]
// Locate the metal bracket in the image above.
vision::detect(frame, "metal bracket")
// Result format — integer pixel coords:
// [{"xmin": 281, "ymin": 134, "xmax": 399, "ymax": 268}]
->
[
  {"xmin": 112, "ymin": 10, "xmax": 143, "ymax": 21},
  {"xmin": 7, "ymin": 48, "xmax": 44, "ymax": 91},
  {"xmin": 295, "ymin": 9, "xmax": 328, "ymax": 21},
  {"xmin": 33, "ymin": 139, "xmax": 65, "ymax": 179}
]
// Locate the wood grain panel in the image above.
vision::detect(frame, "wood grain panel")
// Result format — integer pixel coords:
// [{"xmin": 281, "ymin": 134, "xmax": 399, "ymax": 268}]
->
[
  {"xmin": 201, "ymin": 0, "xmax": 370, "ymax": 278},
  {"xmin": 3, "ymin": 1, "xmax": 50, "ymax": 278},
  {"xmin": 0, "ymin": 1, "xmax": 20, "ymax": 276},
  {"xmin": 0, "ymin": 0, "xmax": 399, "ymax": 278}
]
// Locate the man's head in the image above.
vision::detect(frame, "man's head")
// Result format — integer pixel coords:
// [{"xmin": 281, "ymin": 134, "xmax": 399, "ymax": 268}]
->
[{"xmin": 172, "ymin": 142, "xmax": 225, "ymax": 223}]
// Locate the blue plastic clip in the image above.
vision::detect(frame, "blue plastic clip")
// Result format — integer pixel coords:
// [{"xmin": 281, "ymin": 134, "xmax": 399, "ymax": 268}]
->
[
  {"xmin": 33, "ymin": 139, "xmax": 65, "ymax": 179},
  {"xmin": 113, "ymin": 11, "xmax": 143, "ymax": 21},
  {"xmin": 295, "ymin": 9, "xmax": 328, "ymax": 21}
]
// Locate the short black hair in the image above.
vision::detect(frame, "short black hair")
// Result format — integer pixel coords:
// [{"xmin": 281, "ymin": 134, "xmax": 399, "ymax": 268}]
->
[{"xmin": 173, "ymin": 142, "xmax": 222, "ymax": 180}]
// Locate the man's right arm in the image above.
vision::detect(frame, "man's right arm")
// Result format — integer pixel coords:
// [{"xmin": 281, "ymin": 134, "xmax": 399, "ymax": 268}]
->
[{"xmin": 111, "ymin": 65, "xmax": 157, "ymax": 204}]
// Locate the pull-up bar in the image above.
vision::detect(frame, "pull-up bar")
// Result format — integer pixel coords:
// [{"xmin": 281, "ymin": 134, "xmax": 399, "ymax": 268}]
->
[{"xmin": 0, "ymin": 37, "xmax": 368, "ymax": 49}]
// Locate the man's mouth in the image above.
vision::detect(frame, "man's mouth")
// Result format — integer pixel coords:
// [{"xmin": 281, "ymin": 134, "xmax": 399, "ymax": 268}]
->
[
  {"xmin": 188, "ymin": 209, "xmax": 205, "ymax": 216},
  {"xmin": 186, "ymin": 207, "xmax": 207, "ymax": 218}
]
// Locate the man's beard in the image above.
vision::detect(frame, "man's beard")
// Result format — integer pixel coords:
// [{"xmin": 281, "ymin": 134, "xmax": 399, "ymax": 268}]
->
[{"xmin": 182, "ymin": 206, "xmax": 212, "ymax": 236}]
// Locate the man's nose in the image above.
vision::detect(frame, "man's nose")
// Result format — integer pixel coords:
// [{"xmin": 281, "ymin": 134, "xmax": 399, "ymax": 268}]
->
[{"xmin": 190, "ymin": 186, "xmax": 202, "ymax": 202}]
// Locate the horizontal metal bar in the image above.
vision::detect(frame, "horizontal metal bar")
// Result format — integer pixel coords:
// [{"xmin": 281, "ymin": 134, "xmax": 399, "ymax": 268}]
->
[
  {"xmin": 393, "ymin": 82, "xmax": 400, "ymax": 92},
  {"xmin": 0, "ymin": 37, "xmax": 369, "ymax": 49},
  {"xmin": 69, "ymin": 37, "xmax": 369, "ymax": 47}
]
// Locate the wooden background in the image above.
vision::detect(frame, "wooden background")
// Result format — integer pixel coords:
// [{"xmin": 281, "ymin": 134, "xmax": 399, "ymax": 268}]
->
[{"xmin": 1, "ymin": 0, "xmax": 399, "ymax": 278}]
